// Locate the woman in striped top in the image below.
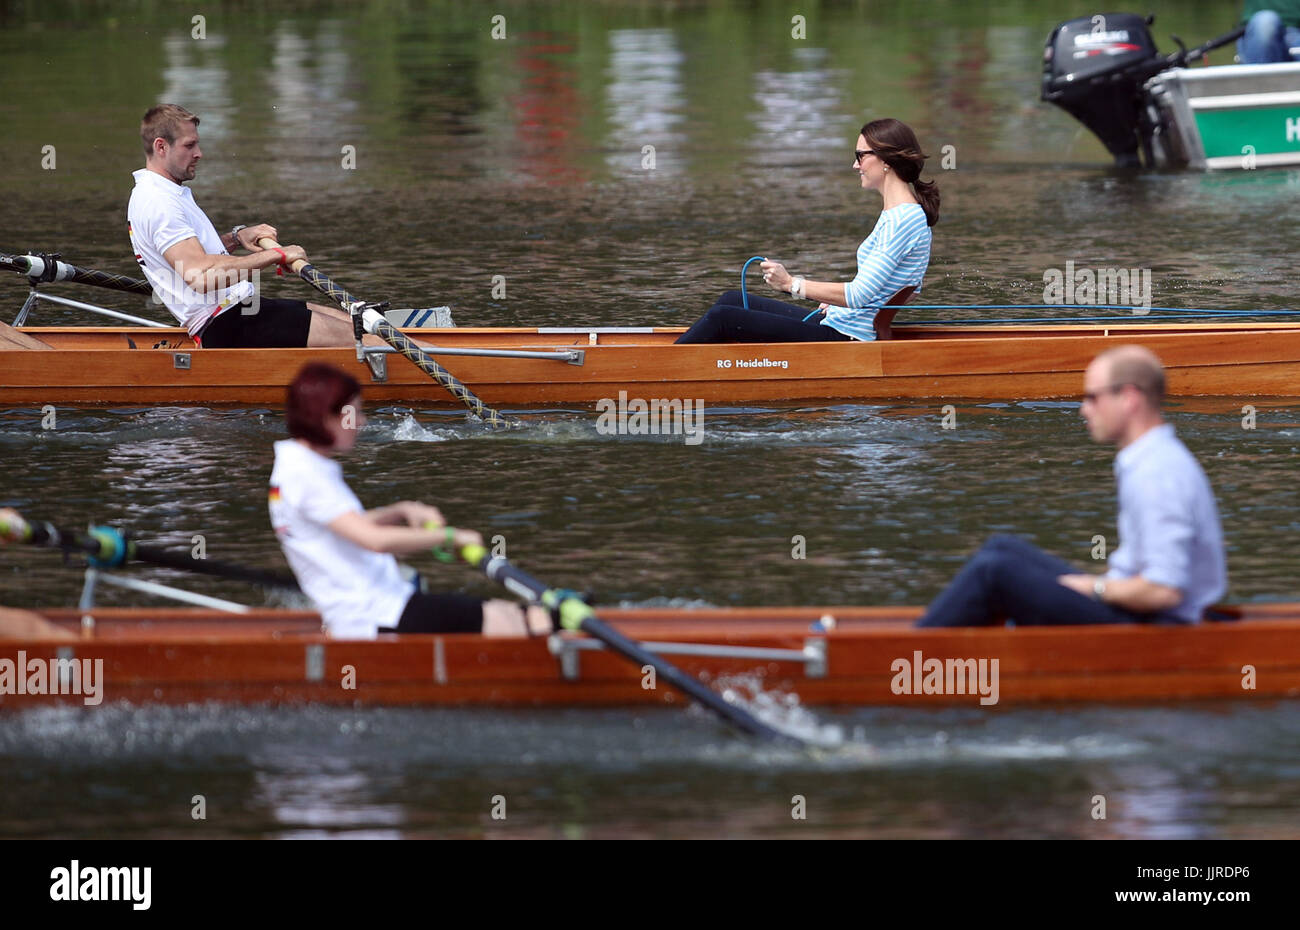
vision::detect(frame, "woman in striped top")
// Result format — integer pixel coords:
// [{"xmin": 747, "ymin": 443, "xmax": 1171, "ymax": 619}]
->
[{"xmin": 675, "ymin": 118, "xmax": 938, "ymax": 344}]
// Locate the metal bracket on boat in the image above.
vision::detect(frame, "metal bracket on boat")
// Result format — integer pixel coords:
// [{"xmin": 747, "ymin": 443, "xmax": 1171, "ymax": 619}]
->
[
  {"xmin": 348, "ymin": 300, "xmax": 390, "ymax": 362},
  {"xmin": 548, "ymin": 634, "xmax": 828, "ymax": 681},
  {"xmin": 363, "ymin": 347, "xmax": 388, "ymax": 382},
  {"xmin": 305, "ymin": 644, "xmax": 325, "ymax": 682},
  {"xmin": 77, "ymin": 566, "xmax": 252, "ymax": 636},
  {"xmin": 173, "ymin": 353, "xmax": 191, "ymax": 370}
]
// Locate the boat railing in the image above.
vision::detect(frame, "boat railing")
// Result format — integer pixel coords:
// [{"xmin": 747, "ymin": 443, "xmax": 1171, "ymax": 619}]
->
[
  {"xmin": 362, "ymin": 342, "xmax": 584, "ymax": 363},
  {"xmin": 357, "ymin": 343, "xmax": 586, "ymax": 381},
  {"xmin": 77, "ymin": 565, "xmax": 252, "ymax": 636},
  {"xmin": 548, "ymin": 632, "xmax": 828, "ymax": 681},
  {"xmin": 13, "ymin": 289, "xmax": 171, "ymax": 329}
]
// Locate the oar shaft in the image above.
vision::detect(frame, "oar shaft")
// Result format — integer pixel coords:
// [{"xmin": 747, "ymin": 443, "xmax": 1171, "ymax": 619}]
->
[
  {"xmin": 1, "ymin": 252, "xmax": 154, "ymax": 296},
  {"xmin": 255, "ymin": 240, "xmax": 361, "ymax": 306},
  {"xmin": 256, "ymin": 238, "xmax": 518, "ymax": 430},
  {"xmin": 5, "ymin": 516, "xmax": 299, "ymax": 591},
  {"xmin": 460, "ymin": 544, "xmax": 798, "ymax": 744}
]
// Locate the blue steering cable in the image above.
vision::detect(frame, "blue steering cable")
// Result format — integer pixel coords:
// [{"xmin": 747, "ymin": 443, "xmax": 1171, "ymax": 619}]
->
[
  {"xmin": 740, "ymin": 255, "xmax": 765, "ymax": 310},
  {"xmin": 741, "ymin": 254, "xmax": 824, "ymax": 323},
  {"xmin": 737, "ymin": 261, "xmax": 1300, "ymax": 326}
]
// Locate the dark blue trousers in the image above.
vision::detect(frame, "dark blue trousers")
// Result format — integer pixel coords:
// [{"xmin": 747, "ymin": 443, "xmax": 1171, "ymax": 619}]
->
[
  {"xmin": 917, "ymin": 535, "xmax": 1155, "ymax": 627},
  {"xmin": 674, "ymin": 291, "xmax": 853, "ymax": 344}
]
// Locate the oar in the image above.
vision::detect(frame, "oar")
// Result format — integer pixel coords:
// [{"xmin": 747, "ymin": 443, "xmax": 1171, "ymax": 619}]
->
[
  {"xmin": 1, "ymin": 251, "xmax": 153, "ymax": 296},
  {"xmin": 0, "ymin": 514, "xmax": 300, "ymax": 591},
  {"xmin": 257, "ymin": 238, "xmax": 520, "ymax": 430},
  {"xmin": 457, "ymin": 542, "xmax": 805, "ymax": 746}
]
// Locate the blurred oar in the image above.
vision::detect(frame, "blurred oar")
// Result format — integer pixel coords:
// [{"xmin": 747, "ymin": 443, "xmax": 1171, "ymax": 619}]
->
[
  {"xmin": 0, "ymin": 513, "xmax": 300, "ymax": 591},
  {"xmin": 458, "ymin": 542, "xmax": 806, "ymax": 746}
]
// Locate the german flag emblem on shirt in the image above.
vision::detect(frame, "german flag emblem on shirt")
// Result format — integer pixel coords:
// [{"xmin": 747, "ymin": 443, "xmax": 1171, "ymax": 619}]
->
[{"xmin": 268, "ymin": 486, "xmax": 282, "ymax": 503}]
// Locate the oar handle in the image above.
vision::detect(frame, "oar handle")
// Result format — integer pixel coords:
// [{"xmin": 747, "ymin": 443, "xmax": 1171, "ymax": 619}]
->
[
  {"xmin": 256, "ymin": 237, "xmax": 310, "ymax": 275},
  {"xmin": 0, "ymin": 510, "xmax": 33, "ymax": 544},
  {"xmin": 253, "ymin": 236, "xmax": 364, "ymax": 313}
]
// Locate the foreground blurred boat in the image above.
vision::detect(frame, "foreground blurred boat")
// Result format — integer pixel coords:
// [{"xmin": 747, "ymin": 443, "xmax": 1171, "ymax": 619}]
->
[{"xmin": 4, "ymin": 604, "xmax": 1298, "ymax": 709}]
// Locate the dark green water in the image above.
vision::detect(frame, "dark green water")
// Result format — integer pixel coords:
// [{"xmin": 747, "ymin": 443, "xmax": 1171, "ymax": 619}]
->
[{"xmin": 2, "ymin": 0, "xmax": 1299, "ymax": 839}]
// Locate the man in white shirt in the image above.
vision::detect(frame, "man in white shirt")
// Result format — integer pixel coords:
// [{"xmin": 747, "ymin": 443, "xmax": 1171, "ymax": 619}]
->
[
  {"xmin": 918, "ymin": 345, "xmax": 1227, "ymax": 626},
  {"xmin": 128, "ymin": 104, "xmax": 359, "ymax": 348}
]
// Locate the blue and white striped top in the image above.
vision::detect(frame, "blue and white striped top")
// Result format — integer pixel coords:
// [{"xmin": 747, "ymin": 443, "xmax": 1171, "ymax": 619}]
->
[{"xmin": 821, "ymin": 203, "xmax": 931, "ymax": 342}]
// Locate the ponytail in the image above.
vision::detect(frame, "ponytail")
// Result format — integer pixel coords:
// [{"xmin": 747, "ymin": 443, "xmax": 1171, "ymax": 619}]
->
[{"xmin": 911, "ymin": 177, "xmax": 940, "ymax": 227}]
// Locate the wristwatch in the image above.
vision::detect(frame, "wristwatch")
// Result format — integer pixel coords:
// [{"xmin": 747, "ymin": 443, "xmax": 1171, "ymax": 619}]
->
[
  {"xmin": 791, "ymin": 275, "xmax": 806, "ymax": 299},
  {"xmin": 229, "ymin": 225, "xmax": 248, "ymax": 250},
  {"xmin": 1093, "ymin": 577, "xmax": 1107, "ymax": 601}
]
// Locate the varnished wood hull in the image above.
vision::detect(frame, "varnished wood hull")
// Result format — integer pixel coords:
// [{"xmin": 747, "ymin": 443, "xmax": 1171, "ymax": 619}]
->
[
  {"xmin": 4, "ymin": 604, "xmax": 1298, "ymax": 709},
  {"xmin": 4, "ymin": 322, "xmax": 1300, "ymax": 406}
]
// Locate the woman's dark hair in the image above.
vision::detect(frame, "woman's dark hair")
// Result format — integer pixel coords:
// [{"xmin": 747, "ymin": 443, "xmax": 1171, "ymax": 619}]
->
[
  {"xmin": 860, "ymin": 118, "xmax": 940, "ymax": 227},
  {"xmin": 286, "ymin": 362, "xmax": 362, "ymax": 447}
]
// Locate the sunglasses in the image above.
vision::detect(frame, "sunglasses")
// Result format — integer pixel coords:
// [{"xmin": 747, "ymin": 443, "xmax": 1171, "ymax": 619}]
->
[
  {"xmin": 1081, "ymin": 383, "xmax": 1137, "ymax": 404},
  {"xmin": 854, "ymin": 149, "xmax": 876, "ymax": 164}
]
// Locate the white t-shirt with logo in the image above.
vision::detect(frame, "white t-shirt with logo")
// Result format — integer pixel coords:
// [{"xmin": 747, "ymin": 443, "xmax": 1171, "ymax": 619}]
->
[
  {"xmin": 269, "ymin": 440, "xmax": 412, "ymax": 638},
  {"xmin": 127, "ymin": 168, "xmax": 254, "ymax": 336}
]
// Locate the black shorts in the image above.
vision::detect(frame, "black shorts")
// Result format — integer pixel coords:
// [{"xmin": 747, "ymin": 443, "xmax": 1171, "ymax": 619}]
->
[
  {"xmin": 196, "ymin": 297, "xmax": 313, "ymax": 348},
  {"xmin": 387, "ymin": 591, "xmax": 485, "ymax": 634}
]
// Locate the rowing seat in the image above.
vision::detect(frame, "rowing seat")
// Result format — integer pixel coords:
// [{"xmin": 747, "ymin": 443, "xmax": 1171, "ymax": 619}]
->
[
  {"xmin": 0, "ymin": 320, "xmax": 53, "ymax": 350},
  {"xmin": 872, "ymin": 287, "xmax": 916, "ymax": 341}
]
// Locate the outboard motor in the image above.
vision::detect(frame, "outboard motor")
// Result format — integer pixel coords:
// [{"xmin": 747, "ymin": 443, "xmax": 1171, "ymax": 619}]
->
[
  {"xmin": 1041, "ymin": 13, "xmax": 1163, "ymax": 167},
  {"xmin": 1042, "ymin": 13, "xmax": 1249, "ymax": 168}
]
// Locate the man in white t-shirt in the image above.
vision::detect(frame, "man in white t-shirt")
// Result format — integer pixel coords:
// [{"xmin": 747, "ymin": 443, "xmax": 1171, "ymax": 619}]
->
[{"xmin": 127, "ymin": 104, "xmax": 360, "ymax": 348}]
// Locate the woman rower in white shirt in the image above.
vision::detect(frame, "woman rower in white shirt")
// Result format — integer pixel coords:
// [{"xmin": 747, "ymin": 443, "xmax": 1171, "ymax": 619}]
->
[{"xmin": 269, "ymin": 362, "xmax": 552, "ymax": 639}]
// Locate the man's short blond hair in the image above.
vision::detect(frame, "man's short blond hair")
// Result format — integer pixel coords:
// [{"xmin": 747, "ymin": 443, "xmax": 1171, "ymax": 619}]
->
[
  {"xmin": 141, "ymin": 104, "xmax": 199, "ymax": 158},
  {"xmin": 1097, "ymin": 345, "xmax": 1166, "ymax": 406}
]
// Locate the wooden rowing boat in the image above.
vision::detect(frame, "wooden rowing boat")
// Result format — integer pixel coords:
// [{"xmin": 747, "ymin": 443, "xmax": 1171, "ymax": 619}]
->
[
  {"xmin": 4, "ymin": 320, "xmax": 1300, "ymax": 407},
  {"xmin": 5, "ymin": 604, "xmax": 1298, "ymax": 709}
]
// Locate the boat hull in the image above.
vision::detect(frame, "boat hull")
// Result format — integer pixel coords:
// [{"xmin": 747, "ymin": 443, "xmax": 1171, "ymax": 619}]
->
[
  {"xmin": 4, "ymin": 322, "xmax": 1300, "ymax": 407},
  {"xmin": 4, "ymin": 605, "xmax": 1299, "ymax": 710},
  {"xmin": 1147, "ymin": 63, "xmax": 1300, "ymax": 170}
]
